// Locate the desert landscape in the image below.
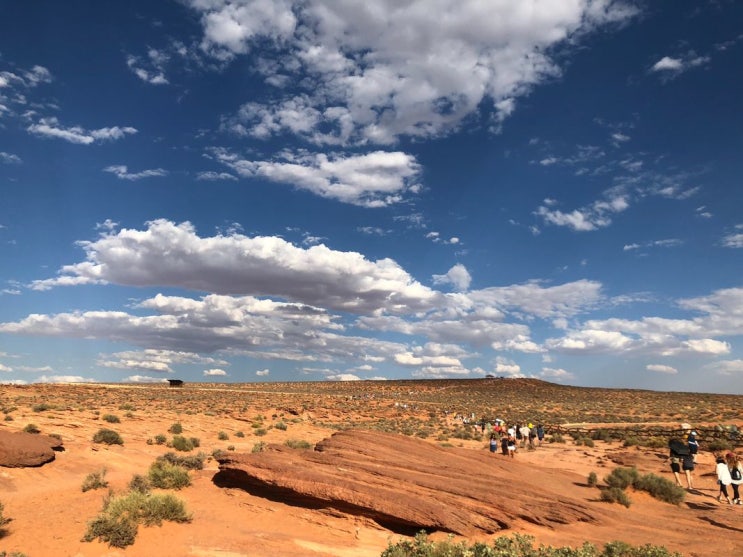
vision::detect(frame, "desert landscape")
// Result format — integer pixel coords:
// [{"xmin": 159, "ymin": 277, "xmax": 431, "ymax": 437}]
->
[{"xmin": 1, "ymin": 378, "xmax": 742, "ymax": 557}]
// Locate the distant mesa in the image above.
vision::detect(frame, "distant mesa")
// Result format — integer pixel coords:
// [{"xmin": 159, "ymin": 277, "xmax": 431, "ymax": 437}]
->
[
  {"xmin": 0, "ymin": 430, "xmax": 64, "ymax": 468},
  {"xmin": 213, "ymin": 430, "xmax": 597, "ymax": 535}
]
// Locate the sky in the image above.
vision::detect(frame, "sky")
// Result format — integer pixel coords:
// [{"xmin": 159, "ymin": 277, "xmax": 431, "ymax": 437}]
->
[{"xmin": 0, "ymin": 1, "xmax": 741, "ymax": 393}]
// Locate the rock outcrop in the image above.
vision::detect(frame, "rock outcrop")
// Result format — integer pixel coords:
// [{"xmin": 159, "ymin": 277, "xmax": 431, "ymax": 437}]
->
[
  {"xmin": 215, "ymin": 430, "xmax": 597, "ymax": 535},
  {"xmin": 0, "ymin": 430, "xmax": 63, "ymax": 467}
]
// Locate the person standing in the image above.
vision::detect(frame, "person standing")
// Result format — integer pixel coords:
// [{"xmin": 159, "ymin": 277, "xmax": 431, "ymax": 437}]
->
[
  {"xmin": 668, "ymin": 439, "xmax": 684, "ymax": 486},
  {"xmin": 681, "ymin": 451, "xmax": 695, "ymax": 490},
  {"xmin": 716, "ymin": 454, "xmax": 733, "ymax": 504},
  {"xmin": 687, "ymin": 431, "xmax": 700, "ymax": 462},
  {"xmin": 726, "ymin": 452, "xmax": 742, "ymax": 504}
]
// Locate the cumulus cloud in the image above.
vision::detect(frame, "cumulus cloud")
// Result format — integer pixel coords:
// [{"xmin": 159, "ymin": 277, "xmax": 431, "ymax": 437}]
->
[
  {"xmin": 196, "ymin": 171, "xmax": 238, "ymax": 181},
  {"xmin": 126, "ymin": 51, "xmax": 170, "ymax": 85},
  {"xmin": 27, "ymin": 117, "xmax": 137, "ymax": 144},
  {"xmin": 187, "ymin": 0, "xmax": 637, "ymax": 145},
  {"xmin": 536, "ymin": 194, "xmax": 629, "ymax": 231},
  {"xmin": 722, "ymin": 226, "xmax": 743, "ymax": 248},
  {"xmin": 326, "ymin": 373, "xmax": 361, "ymax": 381},
  {"xmin": 124, "ymin": 375, "xmax": 169, "ymax": 384},
  {"xmin": 650, "ymin": 53, "xmax": 710, "ymax": 77},
  {"xmin": 432, "ymin": 264, "xmax": 471, "ymax": 292},
  {"xmin": 28, "ymin": 219, "xmax": 441, "ymax": 315},
  {"xmin": 203, "ymin": 368, "xmax": 227, "ymax": 376},
  {"xmin": 210, "ymin": 148, "xmax": 421, "ymax": 207},
  {"xmin": 256, "ymin": 369, "xmax": 270, "ymax": 376},
  {"xmin": 37, "ymin": 375, "xmax": 96, "ymax": 384},
  {"xmin": 646, "ymin": 364, "xmax": 677, "ymax": 374},
  {"xmin": 103, "ymin": 165, "xmax": 168, "ymax": 180}
]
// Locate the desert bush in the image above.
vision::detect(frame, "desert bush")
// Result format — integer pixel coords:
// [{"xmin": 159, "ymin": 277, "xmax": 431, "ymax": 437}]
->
[
  {"xmin": 601, "ymin": 486, "xmax": 632, "ymax": 508},
  {"xmin": 381, "ymin": 531, "xmax": 681, "ymax": 556},
  {"xmin": 549, "ymin": 434, "xmax": 565, "ymax": 444},
  {"xmin": 158, "ymin": 452, "xmax": 205, "ymax": 470},
  {"xmin": 212, "ymin": 448, "xmax": 226, "ymax": 459},
  {"xmin": 93, "ymin": 428, "xmax": 124, "ymax": 445},
  {"xmin": 168, "ymin": 422, "xmax": 183, "ymax": 434},
  {"xmin": 82, "ymin": 469, "xmax": 109, "ymax": 492},
  {"xmin": 154, "ymin": 433, "xmax": 167, "ymax": 445},
  {"xmin": 32, "ymin": 403, "xmax": 51, "ymax": 412},
  {"xmin": 170, "ymin": 435, "xmax": 194, "ymax": 452},
  {"xmin": 590, "ymin": 429, "xmax": 614, "ymax": 442},
  {"xmin": 227, "ymin": 445, "xmax": 235, "ymax": 451},
  {"xmin": 254, "ymin": 428, "xmax": 267, "ymax": 436},
  {"xmin": 0, "ymin": 552, "xmax": 28, "ymax": 557},
  {"xmin": 622, "ymin": 436, "xmax": 640, "ymax": 447},
  {"xmin": 643, "ymin": 436, "xmax": 667, "ymax": 449},
  {"xmin": 128, "ymin": 474, "xmax": 151, "ymax": 494},
  {"xmin": 0, "ymin": 501, "xmax": 10, "ymax": 533},
  {"xmin": 632, "ymin": 474, "xmax": 686, "ymax": 505},
  {"xmin": 119, "ymin": 403, "xmax": 135, "ymax": 411},
  {"xmin": 218, "ymin": 431, "xmax": 229, "ymax": 440},
  {"xmin": 707, "ymin": 439, "xmax": 732, "ymax": 452},
  {"xmin": 235, "ymin": 430, "xmax": 245, "ymax": 438},
  {"xmin": 604, "ymin": 467, "xmax": 639, "ymax": 490},
  {"xmin": 274, "ymin": 421, "xmax": 287, "ymax": 431},
  {"xmin": 148, "ymin": 461, "xmax": 191, "ymax": 490},
  {"xmin": 189, "ymin": 436, "xmax": 201, "ymax": 448},
  {"xmin": 575, "ymin": 437, "xmax": 594, "ymax": 447},
  {"xmin": 83, "ymin": 490, "xmax": 190, "ymax": 548},
  {"xmin": 285, "ymin": 439, "xmax": 312, "ymax": 449},
  {"xmin": 102, "ymin": 414, "xmax": 120, "ymax": 423},
  {"xmin": 4, "ymin": 415, "xmax": 13, "ymax": 422},
  {"xmin": 22, "ymin": 423, "xmax": 40, "ymax": 434},
  {"xmin": 251, "ymin": 442, "xmax": 267, "ymax": 453},
  {"xmin": 587, "ymin": 472, "xmax": 598, "ymax": 487}
]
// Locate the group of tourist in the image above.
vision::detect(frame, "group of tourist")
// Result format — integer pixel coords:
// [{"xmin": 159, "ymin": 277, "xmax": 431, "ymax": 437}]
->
[
  {"xmin": 488, "ymin": 421, "xmax": 544, "ymax": 458},
  {"xmin": 668, "ymin": 430, "xmax": 743, "ymax": 504}
]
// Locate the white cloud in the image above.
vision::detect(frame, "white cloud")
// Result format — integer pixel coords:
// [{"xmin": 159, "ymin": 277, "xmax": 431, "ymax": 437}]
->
[
  {"xmin": 539, "ymin": 367, "xmax": 575, "ymax": 380},
  {"xmin": 0, "ymin": 363, "xmax": 11, "ymax": 372},
  {"xmin": 103, "ymin": 165, "xmax": 168, "ymax": 180},
  {"xmin": 326, "ymin": 373, "xmax": 361, "ymax": 381},
  {"xmin": 36, "ymin": 375, "xmax": 96, "ymax": 384},
  {"xmin": 0, "ymin": 151, "xmax": 22, "ymax": 164},
  {"xmin": 651, "ymin": 56, "xmax": 683, "ymax": 72},
  {"xmin": 536, "ymin": 194, "xmax": 629, "ymax": 231},
  {"xmin": 196, "ymin": 171, "xmax": 238, "ymax": 181},
  {"xmin": 722, "ymin": 230, "xmax": 743, "ymax": 248},
  {"xmin": 27, "ymin": 117, "xmax": 137, "ymax": 144},
  {"xmin": 432, "ymin": 263, "xmax": 471, "ymax": 292},
  {"xmin": 188, "ymin": 0, "xmax": 638, "ymax": 145},
  {"xmin": 651, "ymin": 53, "xmax": 710, "ymax": 76},
  {"xmin": 28, "ymin": 219, "xmax": 440, "ymax": 314},
  {"xmin": 256, "ymin": 369, "xmax": 270, "ymax": 376},
  {"xmin": 123, "ymin": 375, "xmax": 169, "ymax": 384},
  {"xmin": 707, "ymin": 359, "xmax": 743, "ymax": 376},
  {"xmin": 204, "ymin": 368, "xmax": 227, "ymax": 376},
  {"xmin": 211, "ymin": 148, "xmax": 421, "ymax": 207},
  {"xmin": 646, "ymin": 364, "xmax": 677, "ymax": 374},
  {"xmin": 126, "ymin": 52, "xmax": 169, "ymax": 85}
]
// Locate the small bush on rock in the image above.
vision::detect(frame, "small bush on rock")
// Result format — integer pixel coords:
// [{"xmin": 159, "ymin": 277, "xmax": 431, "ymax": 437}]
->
[{"xmin": 93, "ymin": 429, "xmax": 123, "ymax": 445}]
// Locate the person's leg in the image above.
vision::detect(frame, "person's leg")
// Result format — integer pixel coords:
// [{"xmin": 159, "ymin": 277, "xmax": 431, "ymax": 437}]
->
[
  {"xmin": 684, "ymin": 469, "xmax": 693, "ymax": 489},
  {"xmin": 731, "ymin": 483, "xmax": 740, "ymax": 502},
  {"xmin": 673, "ymin": 471, "xmax": 682, "ymax": 486}
]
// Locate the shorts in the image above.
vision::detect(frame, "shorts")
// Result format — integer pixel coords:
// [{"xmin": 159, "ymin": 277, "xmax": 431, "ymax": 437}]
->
[
  {"xmin": 670, "ymin": 462, "xmax": 681, "ymax": 473},
  {"xmin": 682, "ymin": 462, "xmax": 694, "ymax": 471}
]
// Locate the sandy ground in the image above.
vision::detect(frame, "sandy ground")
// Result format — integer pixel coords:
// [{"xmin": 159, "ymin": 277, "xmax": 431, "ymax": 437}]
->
[{"xmin": 0, "ymin": 384, "xmax": 741, "ymax": 557}]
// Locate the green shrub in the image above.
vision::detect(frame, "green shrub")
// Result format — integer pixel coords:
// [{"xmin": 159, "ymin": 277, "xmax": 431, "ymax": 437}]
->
[
  {"xmin": 190, "ymin": 437, "xmax": 200, "ymax": 448},
  {"xmin": 4, "ymin": 415, "xmax": 13, "ymax": 422},
  {"xmin": 604, "ymin": 467, "xmax": 639, "ymax": 490},
  {"xmin": 170, "ymin": 435, "xmax": 194, "ymax": 452},
  {"xmin": 285, "ymin": 439, "xmax": 312, "ymax": 449},
  {"xmin": 707, "ymin": 439, "xmax": 732, "ymax": 452},
  {"xmin": 633, "ymin": 473, "xmax": 686, "ymax": 505},
  {"xmin": 591, "ymin": 429, "xmax": 614, "ymax": 442},
  {"xmin": 550, "ymin": 433, "xmax": 565, "ymax": 443},
  {"xmin": 102, "ymin": 414, "xmax": 120, "ymax": 423},
  {"xmin": 601, "ymin": 486, "xmax": 632, "ymax": 507},
  {"xmin": 274, "ymin": 421, "xmax": 287, "ymax": 431},
  {"xmin": 227, "ymin": 445, "xmax": 235, "ymax": 451},
  {"xmin": 251, "ymin": 442, "xmax": 267, "ymax": 453},
  {"xmin": 587, "ymin": 472, "xmax": 598, "ymax": 487},
  {"xmin": 235, "ymin": 431, "xmax": 245, "ymax": 438},
  {"xmin": 622, "ymin": 436, "xmax": 640, "ymax": 447},
  {"xmin": 168, "ymin": 422, "xmax": 183, "ymax": 434},
  {"xmin": 22, "ymin": 423, "xmax": 40, "ymax": 434},
  {"xmin": 0, "ymin": 501, "xmax": 11, "ymax": 531},
  {"xmin": 218, "ymin": 431, "xmax": 229, "ymax": 440},
  {"xmin": 82, "ymin": 490, "xmax": 190, "ymax": 548},
  {"xmin": 254, "ymin": 428, "xmax": 267, "ymax": 436},
  {"xmin": 154, "ymin": 433, "xmax": 167, "ymax": 445},
  {"xmin": 380, "ymin": 532, "xmax": 682, "ymax": 556},
  {"xmin": 158, "ymin": 452, "xmax": 205, "ymax": 470},
  {"xmin": 82, "ymin": 469, "xmax": 109, "ymax": 492},
  {"xmin": 128, "ymin": 474, "xmax": 151, "ymax": 494},
  {"xmin": 93, "ymin": 429, "xmax": 123, "ymax": 445},
  {"xmin": 148, "ymin": 461, "xmax": 191, "ymax": 490},
  {"xmin": 32, "ymin": 403, "xmax": 51, "ymax": 412}
]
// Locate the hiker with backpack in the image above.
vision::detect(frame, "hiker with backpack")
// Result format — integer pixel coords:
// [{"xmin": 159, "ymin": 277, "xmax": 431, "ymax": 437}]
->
[
  {"xmin": 669, "ymin": 438, "xmax": 694, "ymax": 489},
  {"xmin": 726, "ymin": 452, "xmax": 742, "ymax": 504},
  {"xmin": 715, "ymin": 453, "xmax": 733, "ymax": 504}
]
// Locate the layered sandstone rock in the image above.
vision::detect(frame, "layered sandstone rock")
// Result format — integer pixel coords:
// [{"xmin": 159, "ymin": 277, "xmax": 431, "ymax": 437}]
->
[
  {"xmin": 0, "ymin": 430, "xmax": 63, "ymax": 467},
  {"xmin": 215, "ymin": 429, "xmax": 597, "ymax": 535}
]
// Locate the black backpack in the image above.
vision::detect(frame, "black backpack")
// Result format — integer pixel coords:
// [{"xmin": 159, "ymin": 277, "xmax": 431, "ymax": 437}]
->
[{"xmin": 732, "ymin": 467, "xmax": 742, "ymax": 481}]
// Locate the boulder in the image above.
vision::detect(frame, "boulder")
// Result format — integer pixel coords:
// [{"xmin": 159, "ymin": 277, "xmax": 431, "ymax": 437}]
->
[
  {"xmin": 0, "ymin": 430, "xmax": 63, "ymax": 467},
  {"xmin": 215, "ymin": 430, "xmax": 597, "ymax": 535}
]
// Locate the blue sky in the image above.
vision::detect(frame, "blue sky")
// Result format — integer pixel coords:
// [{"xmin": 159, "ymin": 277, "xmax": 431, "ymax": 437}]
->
[{"xmin": 1, "ymin": 1, "xmax": 741, "ymax": 393}]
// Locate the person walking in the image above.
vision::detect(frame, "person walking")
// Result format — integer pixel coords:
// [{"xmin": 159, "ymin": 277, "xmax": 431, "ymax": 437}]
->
[
  {"xmin": 687, "ymin": 431, "xmax": 699, "ymax": 462},
  {"xmin": 668, "ymin": 439, "xmax": 684, "ymax": 487},
  {"xmin": 716, "ymin": 454, "xmax": 733, "ymax": 504},
  {"xmin": 726, "ymin": 452, "xmax": 742, "ymax": 504}
]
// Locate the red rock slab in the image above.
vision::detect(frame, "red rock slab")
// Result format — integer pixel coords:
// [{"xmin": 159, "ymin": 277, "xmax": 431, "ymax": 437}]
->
[
  {"xmin": 0, "ymin": 430, "xmax": 63, "ymax": 467},
  {"xmin": 215, "ymin": 429, "xmax": 598, "ymax": 536}
]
